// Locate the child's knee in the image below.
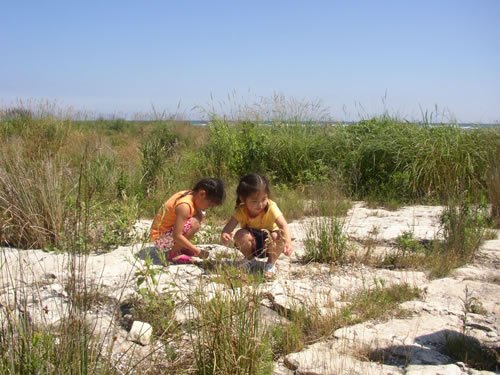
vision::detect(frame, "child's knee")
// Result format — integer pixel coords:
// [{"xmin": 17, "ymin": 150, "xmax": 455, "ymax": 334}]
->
[
  {"xmin": 234, "ymin": 229, "xmax": 254, "ymax": 247},
  {"xmin": 190, "ymin": 217, "xmax": 201, "ymax": 232}
]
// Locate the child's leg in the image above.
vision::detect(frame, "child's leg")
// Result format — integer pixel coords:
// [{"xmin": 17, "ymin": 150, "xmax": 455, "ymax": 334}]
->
[
  {"xmin": 155, "ymin": 217, "xmax": 201, "ymax": 264},
  {"xmin": 233, "ymin": 229, "xmax": 256, "ymax": 260},
  {"xmin": 170, "ymin": 216, "xmax": 201, "ymax": 252}
]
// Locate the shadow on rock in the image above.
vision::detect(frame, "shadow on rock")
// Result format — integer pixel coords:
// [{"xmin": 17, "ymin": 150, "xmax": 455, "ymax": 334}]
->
[
  {"xmin": 135, "ymin": 246, "xmax": 167, "ymax": 265},
  {"xmin": 368, "ymin": 329, "xmax": 499, "ymax": 372}
]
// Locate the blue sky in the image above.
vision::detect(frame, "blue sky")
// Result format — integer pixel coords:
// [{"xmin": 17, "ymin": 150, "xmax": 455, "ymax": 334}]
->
[{"xmin": 1, "ymin": 1, "xmax": 499, "ymax": 122}]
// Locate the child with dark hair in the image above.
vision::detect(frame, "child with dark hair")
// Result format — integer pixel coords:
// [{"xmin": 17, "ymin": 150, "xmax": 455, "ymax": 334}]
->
[
  {"xmin": 220, "ymin": 173, "xmax": 292, "ymax": 278},
  {"xmin": 151, "ymin": 178, "xmax": 226, "ymax": 264}
]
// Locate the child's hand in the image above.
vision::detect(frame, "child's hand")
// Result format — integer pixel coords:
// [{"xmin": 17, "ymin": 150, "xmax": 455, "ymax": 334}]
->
[
  {"xmin": 220, "ymin": 232, "xmax": 233, "ymax": 246},
  {"xmin": 198, "ymin": 249, "xmax": 210, "ymax": 259},
  {"xmin": 283, "ymin": 242, "xmax": 293, "ymax": 256}
]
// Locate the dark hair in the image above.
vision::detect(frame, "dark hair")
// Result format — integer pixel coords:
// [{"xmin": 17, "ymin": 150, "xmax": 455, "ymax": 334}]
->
[
  {"xmin": 236, "ymin": 173, "xmax": 271, "ymax": 207},
  {"xmin": 193, "ymin": 177, "xmax": 226, "ymax": 205}
]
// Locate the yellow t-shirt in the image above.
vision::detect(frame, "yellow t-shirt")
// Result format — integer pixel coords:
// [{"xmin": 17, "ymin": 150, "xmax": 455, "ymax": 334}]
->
[
  {"xmin": 233, "ymin": 199, "xmax": 283, "ymax": 231},
  {"xmin": 150, "ymin": 190, "xmax": 195, "ymax": 241}
]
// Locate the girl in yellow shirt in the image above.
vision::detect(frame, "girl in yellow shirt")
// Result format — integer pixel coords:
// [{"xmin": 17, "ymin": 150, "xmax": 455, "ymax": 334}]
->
[
  {"xmin": 221, "ymin": 173, "xmax": 293, "ymax": 278},
  {"xmin": 151, "ymin": 178, "xmax": 225, "ymax": 264}
]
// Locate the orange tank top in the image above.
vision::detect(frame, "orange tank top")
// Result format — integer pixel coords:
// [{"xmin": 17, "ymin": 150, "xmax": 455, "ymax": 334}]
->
[{"xmin": 150, "ymin": 190, "xmax": 195, "ymax": 241}]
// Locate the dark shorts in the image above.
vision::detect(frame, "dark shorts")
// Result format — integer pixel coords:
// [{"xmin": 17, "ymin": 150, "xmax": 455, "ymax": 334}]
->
[{"xmin": 247, "ymin": 228, "xmax": 277, "ymax": 258}]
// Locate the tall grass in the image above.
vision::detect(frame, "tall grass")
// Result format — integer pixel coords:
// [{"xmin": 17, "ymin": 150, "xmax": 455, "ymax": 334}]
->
[
  {"xmin": 426, "ymin": 198, "xmax": 489, "ymax": 278},
  {"xmin": 199, "ymin": 117, "xmax": 499, "ymax": 203},
  {"xmin": 189, "ymin": 282, "xmax": 274, "ymax": 375},
  {"xmin": 0, "ymin": 147, "xmax": 69, "ymax": 249}
]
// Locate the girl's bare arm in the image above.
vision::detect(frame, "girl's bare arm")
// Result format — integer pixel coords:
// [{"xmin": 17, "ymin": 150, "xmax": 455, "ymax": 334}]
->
[
  {"xmin": 220, "ymin": 216, "xmax": 238, "ymax": 245},
  {"xmin": 276, "ymin": 215, "xmax": 293, "ymax": 256}
]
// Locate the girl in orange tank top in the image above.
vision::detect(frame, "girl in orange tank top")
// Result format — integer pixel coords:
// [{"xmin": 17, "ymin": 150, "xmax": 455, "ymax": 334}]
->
[{"xmin": 151, "ymin": 178, "xmax": 225, "ymax": 264}]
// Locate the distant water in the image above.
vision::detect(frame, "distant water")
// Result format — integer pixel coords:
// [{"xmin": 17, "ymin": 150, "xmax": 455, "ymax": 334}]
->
[{"xmin": 189, "ymin": 120, "xmax": 498, "ymax": 128}]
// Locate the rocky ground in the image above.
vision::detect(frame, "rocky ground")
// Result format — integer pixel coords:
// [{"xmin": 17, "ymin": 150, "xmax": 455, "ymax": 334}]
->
[{"xmin": 1, "ymin": 202, "xmax": 499, "ymax": 374}]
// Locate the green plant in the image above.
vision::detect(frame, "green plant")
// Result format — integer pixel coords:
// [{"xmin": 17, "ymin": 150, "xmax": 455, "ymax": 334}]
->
[
  {"xmin": 486, "ymin": 144, "xmax": 500, "ymax": 227},
  {"xmin": 461, "ymin": 286, "xmax": 486, "ymax": 317},
  {"xmin": 189, "ymin": 284, "xmax": 274, "ymax": 375},
  {"xmin": 87, "ymin": 154, "xmax": 116, "ymax": 197},
  {"xmin": 192, "ymin": 217, "xmax": 220, "ymax": 245},
  {"xmin": 302, "ymin": 217, "xmax": 350, "ymax": 264},
  {"xmin": 0, "ymin": 314, "xmax": 117, "ymax": 375},
  {"xmin": 394, "ymin": 231, "xmax": 425, "ymax": 256},
  {"xmin": 115, "ymin": 170, "xmax": 129, "ymax": 199},
  {"xmin": 268, "ymin": 322, "xmax": 304, "ymax": 358},
  {"xmin": 440, "ymin": 198, "xmax": 488, "ymax": 261},
  {"xmin": 140, "ymin": 124, "xmax": 177, "ymax": 196}
]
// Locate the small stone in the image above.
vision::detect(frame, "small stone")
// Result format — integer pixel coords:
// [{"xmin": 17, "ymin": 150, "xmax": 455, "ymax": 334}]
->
[
  {"xmin": 284, "ymin": 357, "xmax": 299, "ymax": 370},
  {"xmin": 127, "ymin": 321, "xmax": 153, "ymax": 346}
]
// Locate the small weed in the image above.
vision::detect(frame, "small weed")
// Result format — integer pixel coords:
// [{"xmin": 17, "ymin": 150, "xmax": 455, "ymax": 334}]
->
[
  {"xmin": 461, "ymin": 286, "xmax": 486, "ymax": 317},
  {"xmin": 268, "ymin": 322, "xmax": 304, "ymax": 358},
  {"xmin": 440, "ymin": 198, "xmax": 488, "ymax": 261},
  {"xmin": 302, "ymin": 217, "xmax": 350, "ymax": 264},
  {"xmin": 442, "ymin": 286, "xmax": 497, "ymax": 371},
  {"xmin": 361, "ymin": 225, "xmax": 381, "ymax": 255},
  {"xmin": 377, "ymin": 231, "xmax": 428, "ymax": 269},
  {"xmin": 394, "ymin": 231, "xmax": 425, "ymax": 255},
  {"xmin": 192, "ymin": 217, "xmax": 220, "ymax": 245},
  {"xmin": 484, "ymin": 229, "xmax": 498, "ymax": 241}
]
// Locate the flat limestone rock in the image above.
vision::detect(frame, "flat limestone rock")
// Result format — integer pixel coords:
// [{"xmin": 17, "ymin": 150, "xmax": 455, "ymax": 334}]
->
[{"xmin": 284, "ymin": 340, "xmax": 404, "ymax": 375}]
